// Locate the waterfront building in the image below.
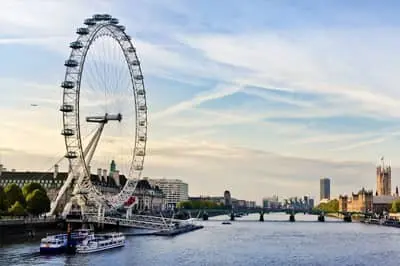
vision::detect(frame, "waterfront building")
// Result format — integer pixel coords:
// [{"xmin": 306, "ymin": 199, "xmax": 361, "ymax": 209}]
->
[
  {"xmin": 263, "ymin": 195, "xmax": 279, "ymax": 208},
  {"xmin": 376, "ymin": 157, "xmax": 391, "ymax": 196},
  {"xmin": 338, "ymin": 188, "xmax": 373, "ymax": 212},
  {"xmin": 320, "ymin": 178, "xmax": 331, "ymax": 200},
  {"xmin": 246, "ymin": 201, "xmax": 256, "ymax": 208},
  {"xmin": 303, "ymin": 196, "xmax": 309, "ymax": 206},
  {"xmin": 372, "ymin": 195, "xmax": 397, "ymax": 214},
  {"xmin": 131, "ymin": 179, "xmax": 165, "ymax": 212},
  {"xmin": 148, "ymin": 178, "xmax": 188, "ymax": 209},
  {"xmin": 308, "ymin": 198, "xmax": 314, "ymax": 208},
  {"xmin": 224, "ymin": 190, "xmax": 232, "ymax": 207}
]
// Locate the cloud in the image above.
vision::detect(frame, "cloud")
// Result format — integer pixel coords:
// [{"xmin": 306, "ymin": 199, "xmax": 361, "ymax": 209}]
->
[
  {"xmin": 178, "ymin": 28, "xmax": 400, "ymax": 118},
  {"xmin": 151, "ymin": 84, "xmax": 243, "ymax": 119}
]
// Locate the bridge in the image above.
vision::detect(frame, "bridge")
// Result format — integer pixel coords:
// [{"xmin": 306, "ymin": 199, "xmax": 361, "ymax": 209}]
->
[{"xmin": 177, "ymin": 207, "xmax": 370, "ymax": 223}]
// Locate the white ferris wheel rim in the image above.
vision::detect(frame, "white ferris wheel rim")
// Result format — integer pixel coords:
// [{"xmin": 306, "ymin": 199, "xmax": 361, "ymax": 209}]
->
[{"xmin": 60, "ymin": 14, "xmax": 147, "ymax": 209}]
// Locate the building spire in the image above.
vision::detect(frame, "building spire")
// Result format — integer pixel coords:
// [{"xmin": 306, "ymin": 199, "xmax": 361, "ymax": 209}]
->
[{"xmin": 109, "ymin": 159, "xmax": 116, "ymax": 176}]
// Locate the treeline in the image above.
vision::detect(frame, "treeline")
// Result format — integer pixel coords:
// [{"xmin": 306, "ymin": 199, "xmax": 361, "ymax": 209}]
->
[
  {"xmin": 313, "ymin": 199, "xmax": 339, "ymax": 213},
  {"xmin": 177, "ymin": 200, "xmax": 225, "ymax": 209},
  {"xmin": 0, "ymin": 182, "xmax": 51, "ymax": 217},
  {"xmin": 391, "ymin": 199, "xmax": 400, "ymax": 213}
]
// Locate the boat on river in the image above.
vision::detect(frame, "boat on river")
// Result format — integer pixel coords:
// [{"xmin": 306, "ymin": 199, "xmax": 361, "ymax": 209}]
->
[
  {"xmin": 76, "ymin": 232, "xmax": 125, "ymax": 254},
  {"xmin": 39, "ymin": 229, "xmax": 92, "ymax": 254}
]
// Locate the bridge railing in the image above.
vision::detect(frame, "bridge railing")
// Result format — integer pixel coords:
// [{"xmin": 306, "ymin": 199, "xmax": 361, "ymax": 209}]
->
[{"xmin": 0, "ymin": 217, "xmax": 59, "ymax": 225}]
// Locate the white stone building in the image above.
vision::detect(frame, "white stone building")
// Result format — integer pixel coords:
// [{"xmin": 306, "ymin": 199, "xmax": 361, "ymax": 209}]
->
[{"xmin": 148, "ymin": 178, "xmax": 188, "ymax": 208}]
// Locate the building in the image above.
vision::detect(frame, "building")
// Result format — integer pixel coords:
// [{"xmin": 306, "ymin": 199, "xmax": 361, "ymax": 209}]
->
[
  {"xmin": 148, "ymin": 178, "xmax": 188, "ymax": 209},
  {"xmin": 308, "ymin": 198, "xmax": 315, "ymax": 209},
  {"xmin": 263, "ymin": 195, "xmax": 280, "ymax": 209},
  {"xmin": 303, "ymin": 196, "xmax": 309, "ymax": 205},
  {"xmin": 131, "ymin": 179, "xmax": 165, "ymax": 213},
  {"xmin": 338, "ymin": 188, "xmax": 373, "ymax": 213},
  {"xmin": 320, "ymin": 178, "xmax": 331, "ymax": 200},
  {"xmin": 0, "ymin": 162, "xmax": 129, "ymax": 214},
  {"xmin": 224, "ymin": 190, "xmax": 232, "ymax": 207},
  {"xmin": 376, "ymin": 157, "xmax": 391, "ymax": 196},
  {"xmin": 246, "ymin": 201, "xmax": 256, "ymax": 208},
  {"xmin": 372, "ymin": 195, "xmax": 397, "ymax": 214}
]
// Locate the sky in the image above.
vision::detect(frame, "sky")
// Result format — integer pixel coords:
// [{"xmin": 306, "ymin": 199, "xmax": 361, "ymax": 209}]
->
[{"xmin": 1, "ymin": 0, "xmax": 400, "ymax": 204}]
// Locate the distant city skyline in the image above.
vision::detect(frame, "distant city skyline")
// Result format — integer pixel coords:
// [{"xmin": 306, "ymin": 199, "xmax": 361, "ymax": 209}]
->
[{"xmin": 1, "ymin": 1, "xmax": 400, "ymax": 202}]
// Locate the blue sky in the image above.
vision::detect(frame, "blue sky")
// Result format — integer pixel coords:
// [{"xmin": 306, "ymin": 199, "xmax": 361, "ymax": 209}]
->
[{"xmin": 1, "ymin": 0, "xmax": 400, "ymax": 203}]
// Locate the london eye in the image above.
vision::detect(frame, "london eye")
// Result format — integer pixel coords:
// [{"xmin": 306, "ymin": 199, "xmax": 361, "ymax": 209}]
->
[{"xmin": 50, "ymin": 14, "xmax": 148, "ymax": 216}]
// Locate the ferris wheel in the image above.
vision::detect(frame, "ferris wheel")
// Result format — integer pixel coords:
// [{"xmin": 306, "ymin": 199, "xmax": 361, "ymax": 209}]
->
[{"xmin": 50, "ymin": 14, "xmax": 147, "ymax": 215}]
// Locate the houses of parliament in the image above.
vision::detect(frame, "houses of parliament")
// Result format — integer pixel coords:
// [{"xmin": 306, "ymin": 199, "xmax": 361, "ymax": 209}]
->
[{"xmin": 339, "ymin": 157, "xmax": 398, "ymax": 213}]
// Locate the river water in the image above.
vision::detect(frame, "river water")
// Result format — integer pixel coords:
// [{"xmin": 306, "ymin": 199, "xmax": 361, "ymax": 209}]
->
[{"xmin": 1, "ymin": 213, "xmax": 400, "ymax": 266}]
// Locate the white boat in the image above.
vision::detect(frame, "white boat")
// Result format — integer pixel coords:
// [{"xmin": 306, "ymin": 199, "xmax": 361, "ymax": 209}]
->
[
  {"xmin": 39, "ymin": 229, "xmax": 93, "ymax": 254},
  {"xmin": 40, "ymin": 236, "xmax": 67, "ymax": 254},
  {"xmin": 76, "ymin": 232, "xmax": 125, "ymax": 254}
]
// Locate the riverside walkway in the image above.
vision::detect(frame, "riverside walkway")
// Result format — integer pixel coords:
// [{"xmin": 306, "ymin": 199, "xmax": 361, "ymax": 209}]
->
[{"xmin": 0, "ymin": 216, "xmax": 61, "ymax": 226}]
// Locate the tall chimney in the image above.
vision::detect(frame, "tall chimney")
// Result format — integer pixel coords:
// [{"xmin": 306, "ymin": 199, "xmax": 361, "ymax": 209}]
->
[
  {"xmin": 103, "ymin": 169, "xmax": 107, "ymax": 183},
  {"xmin": 113, "ymin": 170, "xmax": 120, "ymax": 186},
  {"xmin": 53, "ymin": 164, "xmax": 59, "ymax": 179}
]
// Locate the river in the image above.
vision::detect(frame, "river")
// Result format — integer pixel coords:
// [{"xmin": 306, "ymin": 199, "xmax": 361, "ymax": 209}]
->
[{"xmin": 1, "ymin": 213, "xmax": 400, "ymax": 265}]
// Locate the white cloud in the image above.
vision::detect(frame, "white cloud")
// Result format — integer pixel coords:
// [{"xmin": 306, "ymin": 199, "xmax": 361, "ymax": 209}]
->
[
  {"xmin": 179, "ymin": 29, "xmax": 400, "ymax": 118},
  {"xmin": 151, "ymin": 84, "xmax": 243, "ymax": 120}
]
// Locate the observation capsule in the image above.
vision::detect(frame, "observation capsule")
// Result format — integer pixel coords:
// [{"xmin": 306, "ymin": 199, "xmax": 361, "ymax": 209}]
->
[
  {"xmin": 64, "ymin": 59, "xmax": 78, "ymax": 67},
  {"xmin": 61, "ymin": 81, "xmax": 75, "ymax": 89},
  {"xmin": 65, "ymin": 151, "xmax": 78, "ymax": 159},
  {"xmin": 137, "ymin": 89, "xmax": 145, "ymax": 96},
  {"xmin": 117, "ymin": 25, "xmax": 126, "ymax": 31},
  {"xmin": 70, "ymin": 41, "xmax": 83, "ymax": 49},
  {"xmin": 61, "ymin": 129, "xmax": 75, "ymax": 136},
  {"xmin": 110, "ymin": 18, "xmax": 119, "ymax": 24},
  {"xmin": 77, "ymin": 27, "xmax": 90, "ymax": 35},
  {"xmin": 84, "ymin": 18, "xmax": 96, "ymax": 26},
  {"xmin": 60, "ymin": 104, "xmax": 74, "ymax": 112},
  {"xmin": 134, "ymin": 74, "xmax": 143, "ymax": 80},
  {"xmin": 131, "ymin": 60, "xmax": 140, "ymax": 66}
]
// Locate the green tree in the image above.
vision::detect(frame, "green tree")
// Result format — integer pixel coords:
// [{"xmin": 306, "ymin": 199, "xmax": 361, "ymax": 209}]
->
[
  {"xmin": 315, "ymin": 199, "xmax": 339, "ymax": 213},
  {"xmin": 390, "ymin": 199, "xmax": 400, "ymax": 213},
  {"xmin": 22, "ymin": 182, "xmax": 46, "ymax": 198},
  {"xmin": 8, "ymin": 201, "xmax": 26, "ymax": 216},
  {"xmin": 177, "ymin": 200, "xmax": 220, "ymax": 209},
  {"xmin": 177, "ymin": 201, "xmax": 193, "ymax": 209},
  {"xmin": 0, "ymin": 186, "xmax": 9, "ymax": 211},
  {"xmin": 26, "ymin": 189, "xmax": 51, "ymax": 215},
  {"xmin": 4, "ymin": 183, "xmax": 25, "ymax": 207}
]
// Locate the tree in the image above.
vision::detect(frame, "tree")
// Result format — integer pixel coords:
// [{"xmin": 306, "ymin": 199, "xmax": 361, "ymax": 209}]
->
[
  {"xmin": 26, "ymin": 189, "xmax": 51, "ymax": 215},
  {"xmin": 22, "ymin": 182, "xmax": 46, "ymax": 198},
  {"xmin": 177, "ymin": 201, "xmax": 193, "ymax": 209},
  {"xmin": 8, "ymin": 201, "xmax": 26, "ymax": 216},
  {"xmin": 0, "ymin": 186, "xmax": 9, "ymax": 211},
  {"xmin": 390, "ymin": 199, "xmax": 400, "ymax": 213},
  {"xmin": 315, "ymin": 199, "xmax": 339, "ymax": 213},
  {"xmin": 177, "ymin": 200, "xmax": 220, "ymax": 209},
  {"xmin": 4, "ymin": 183, "xmax": 25, "ymax": 207}
]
